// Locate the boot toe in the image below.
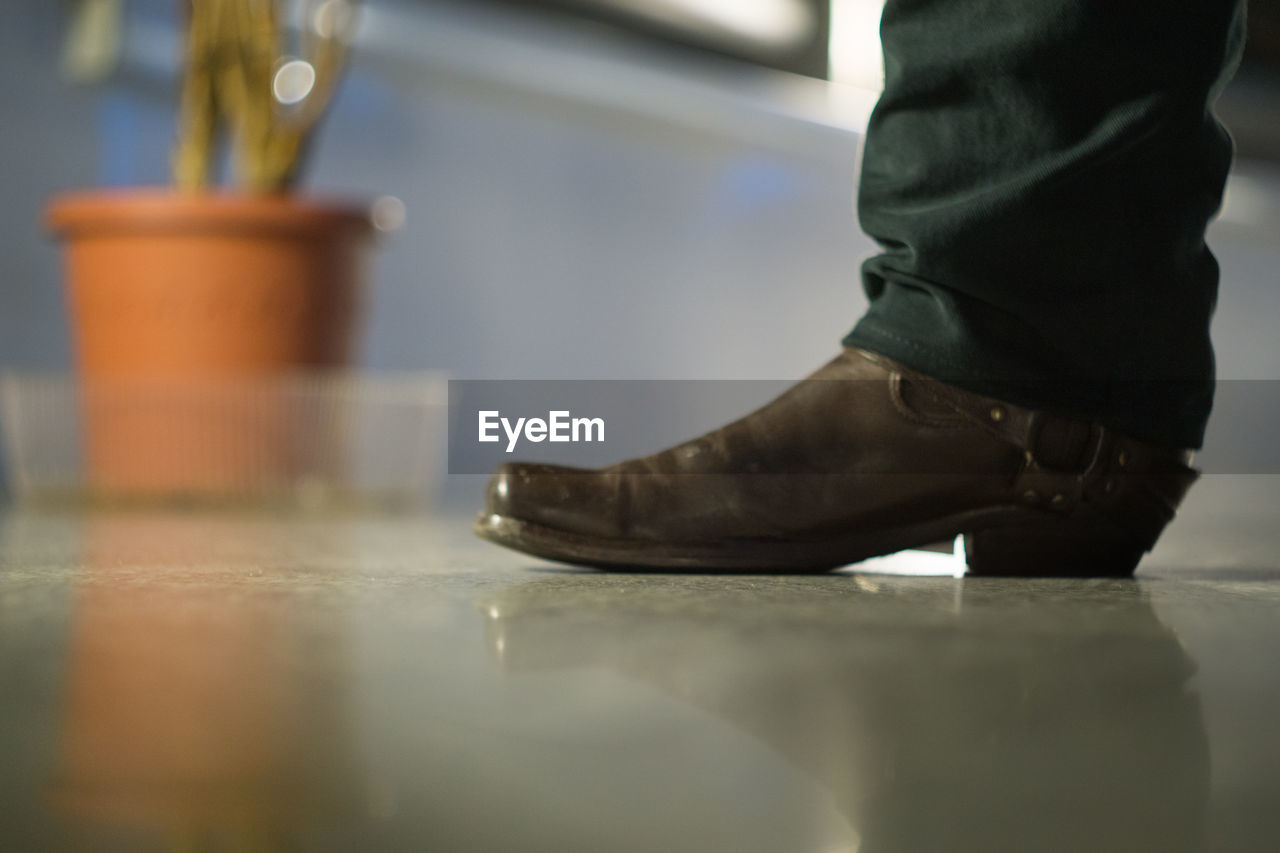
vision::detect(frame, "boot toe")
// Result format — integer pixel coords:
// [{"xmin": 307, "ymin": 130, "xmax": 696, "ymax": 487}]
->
[{"xmin": 484, "ymin": 462, "xmax": 623, "ymax": 538}]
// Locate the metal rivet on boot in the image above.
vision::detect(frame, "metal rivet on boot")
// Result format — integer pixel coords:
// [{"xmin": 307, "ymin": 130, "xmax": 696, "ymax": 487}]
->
[
  {"xmin": 989, "ymin": 406, "xmax": 1006, "ymax": 422},
  {"xmin": 1117, "ymin": 450, "xmax": 1129, "ymax": 467},
  {"xmin": 1022, "ymin": 489, "xmax": 1039, "ymax": 503}
]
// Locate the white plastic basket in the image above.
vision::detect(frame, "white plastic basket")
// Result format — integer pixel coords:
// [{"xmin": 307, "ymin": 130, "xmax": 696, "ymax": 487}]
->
[{"xmin": 0, "ymin": 372, "xmax": 447, "ymax": 509}]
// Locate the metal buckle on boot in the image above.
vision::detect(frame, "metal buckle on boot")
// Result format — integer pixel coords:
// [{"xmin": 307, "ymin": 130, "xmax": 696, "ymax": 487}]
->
[{"xmin": 1013, "ymin": 414, "xmax": 1110, "ymax": 513}]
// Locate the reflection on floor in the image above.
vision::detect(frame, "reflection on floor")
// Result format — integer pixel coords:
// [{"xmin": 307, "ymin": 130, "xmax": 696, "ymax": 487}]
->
[{"xmin": 1, "ymin": 482, "xmax": 1278, "ymax": 852}]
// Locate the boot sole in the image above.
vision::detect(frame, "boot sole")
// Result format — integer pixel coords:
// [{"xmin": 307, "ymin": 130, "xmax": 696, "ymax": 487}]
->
[{"xmin": 474, "ymin": 508, "xmax": 1147, "ymax": 577}]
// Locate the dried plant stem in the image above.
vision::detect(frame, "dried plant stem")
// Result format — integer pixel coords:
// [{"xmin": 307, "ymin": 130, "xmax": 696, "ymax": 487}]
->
[
  {"xmin": 172, "ymin": 0, "xmax": 358, "ymax": 194},
  {"xmin": 173, "ymin": 2, "xmax": 220, "ymax": 191}
]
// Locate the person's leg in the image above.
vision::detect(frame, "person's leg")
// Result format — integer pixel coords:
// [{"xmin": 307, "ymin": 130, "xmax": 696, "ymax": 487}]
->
[{"xmin": 846, "ymin": 0, "xmax": 1246, "ymax": 449}]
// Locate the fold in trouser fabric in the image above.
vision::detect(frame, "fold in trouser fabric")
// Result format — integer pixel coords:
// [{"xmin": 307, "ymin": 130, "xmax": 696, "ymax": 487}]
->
[{"xmin": 843, "ymin": 0, "xmax": 1246, "ymax": 448}]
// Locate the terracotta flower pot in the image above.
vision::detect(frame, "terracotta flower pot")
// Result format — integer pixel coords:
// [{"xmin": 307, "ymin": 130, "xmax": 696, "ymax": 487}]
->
[{"xmin": 46, "ymin": 190, "xmax": 375, "ymax": 499}]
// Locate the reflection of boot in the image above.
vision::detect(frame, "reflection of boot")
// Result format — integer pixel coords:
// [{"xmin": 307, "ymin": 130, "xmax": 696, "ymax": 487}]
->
[
  {"xmin": 47, "ymin": 514, "xmax": 365, "ymax": 849},
  {"xmin": 476, "ymin": 349, "xmax": 1197, "ymax": 576},
  {"xmin": 480, "ymin": 575, "xmax": 1209, "ymax": 852}
]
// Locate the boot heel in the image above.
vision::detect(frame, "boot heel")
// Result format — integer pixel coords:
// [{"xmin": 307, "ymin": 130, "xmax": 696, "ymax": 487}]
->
[{"xmin": 963, "ymin": 518, "xmax": 1145, "ymax": 577}]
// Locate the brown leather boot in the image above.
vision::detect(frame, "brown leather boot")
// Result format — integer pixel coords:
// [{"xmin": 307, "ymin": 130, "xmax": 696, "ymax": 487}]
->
[{"xmin": 474, "ymin": 348, "xmax": 1198, "ymax": 576}]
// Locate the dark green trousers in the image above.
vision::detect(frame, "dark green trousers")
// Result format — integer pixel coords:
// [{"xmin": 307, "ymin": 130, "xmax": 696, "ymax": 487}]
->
[{"xmin": 844, "ymin": 0, "xmax": 1247, "ymax": 449}]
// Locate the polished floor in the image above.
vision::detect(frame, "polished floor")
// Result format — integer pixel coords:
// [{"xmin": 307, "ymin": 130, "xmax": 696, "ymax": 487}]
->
[{"xmin": 2, "ymin": 477, "xmax": 1279, "ymax": 852}]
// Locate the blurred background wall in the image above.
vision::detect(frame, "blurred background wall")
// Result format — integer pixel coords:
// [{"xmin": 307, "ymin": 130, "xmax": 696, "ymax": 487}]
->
[
  {"xmin": 0, "ymin": 0, "xmax": 875, "ymax": 383},
  {"xmin": 1, "ymin": 0, "xmax": 1278, "ymax": 494}
]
